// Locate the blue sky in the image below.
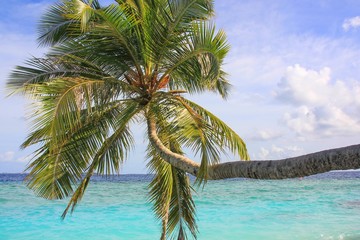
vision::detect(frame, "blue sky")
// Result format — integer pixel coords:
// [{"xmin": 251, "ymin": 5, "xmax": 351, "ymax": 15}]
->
[{"xmin": 1, "ymin": 0, "xmax": 360, "ymax": 173}]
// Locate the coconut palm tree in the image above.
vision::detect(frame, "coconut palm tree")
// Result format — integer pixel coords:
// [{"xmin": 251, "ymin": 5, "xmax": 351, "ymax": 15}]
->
[{"xmin": 7, "ymin": 0, "xmax": 360, "ymax": 239}]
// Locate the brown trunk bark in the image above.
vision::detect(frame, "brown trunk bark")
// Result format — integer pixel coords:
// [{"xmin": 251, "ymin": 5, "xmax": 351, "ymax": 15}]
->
[
  {"xmin": 209, "ymin": 144, "xmax": 360, "ymax": 179},
  {"xmin": 147, "ymin": 117, "xmax": 360, "ymax": 179}
]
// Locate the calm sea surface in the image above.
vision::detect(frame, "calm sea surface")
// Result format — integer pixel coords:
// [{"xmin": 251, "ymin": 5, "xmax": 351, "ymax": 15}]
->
[{"xmin": 1, "ymin": 172, "xmax": 360, "ymax": 240}]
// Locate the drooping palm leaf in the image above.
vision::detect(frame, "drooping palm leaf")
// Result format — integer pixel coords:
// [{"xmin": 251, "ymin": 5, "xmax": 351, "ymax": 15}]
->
[
  {"xmin": 61, "ymin": 100, "xmax": 141, "ymax": 218},
  {"xmin": 178, "ymin": 97, "xmax": 249, "ymax": 161},
  {"xmin": 25, "ymin": 100, "xmax": 140, "ymax": 200},
  {"xmin": 147, "ymin": 118, "xmax": 197, "ymax": 240},
  {"xmin": 148, "ymin": 155, "xmax": 173, "ymax": 240},
  {"xmin": 168, "ymin": 167, "xmax": 197, "ymax": 240}
]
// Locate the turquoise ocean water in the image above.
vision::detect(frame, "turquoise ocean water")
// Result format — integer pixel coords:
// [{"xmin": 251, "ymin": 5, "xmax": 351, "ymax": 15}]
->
[{"xmin": 1, "ymin": 172, "xmax": 360, "ymax": 240}]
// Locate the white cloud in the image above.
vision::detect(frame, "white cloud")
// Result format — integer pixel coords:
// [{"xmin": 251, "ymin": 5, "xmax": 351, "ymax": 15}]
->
[
  {"xmin": 256, "ymin": 145, "xmax": 303, "ymax": 160},
  {"xmin": 276, "ymin": 65, "xmax": 360, "ymax": 137},
  {"xmin": 0, "ymin": 151, "xmax": 15, "ymax": 162},
  {"xmin": 283, "ymin": 106, "xmax": 316, "ymax": 135},
  {"xmin": 276, "ymin": 65, "xmax": 333, "ymax": 106},
  {"xmin": 343, "ymin": 16, "xmax": 360, "ymax": 31}
]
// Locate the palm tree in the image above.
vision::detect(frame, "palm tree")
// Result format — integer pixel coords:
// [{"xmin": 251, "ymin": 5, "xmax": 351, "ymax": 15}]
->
[{"xmin": 7, "ymin": 0, "xmax": 360, "ymax": 239}]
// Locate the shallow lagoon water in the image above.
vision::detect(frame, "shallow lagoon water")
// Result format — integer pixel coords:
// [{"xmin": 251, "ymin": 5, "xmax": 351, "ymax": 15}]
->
[{"xmin": 1, "ymin": 172, "xmax": 360, "ymax": 239}]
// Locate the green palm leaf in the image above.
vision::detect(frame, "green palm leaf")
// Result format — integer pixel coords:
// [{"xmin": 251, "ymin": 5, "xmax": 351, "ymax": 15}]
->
[
  {"xmin": 26, "ymin": 99, "xmax": 140, "ymax": 203},
  {"xmin": 179, "ymin": 97, "xmax": 249, "ymax": 161},
  {"xmin": 164, "ymin": 22, "xmax": 230, "ymax": 97},
  {"xmin": 38, "ymin": 0, "xmax": 102, "ymax": 46},
  {"xmin": 62, "ymin": 100, "xmax": 140, "ymax": 218},
  {"xmin": 168, "ymin": 168, "xmax": 197, "ymax": 240},
  {"xmin": 147, "ymin": 119, "xmax": 197, "ymax": 240}
]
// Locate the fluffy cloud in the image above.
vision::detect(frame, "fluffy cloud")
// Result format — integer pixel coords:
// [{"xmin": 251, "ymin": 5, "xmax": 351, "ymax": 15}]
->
[
  {"xmin": 257, "ymin": 145, "xmax": 303, "ymax": 160},
  {"xmin": 276, "ymin": 65, "xmax": 360, "ymax": 137},
  {"xmin": 283, "ymin": 106, "xmax": 316, "ymax": 135},
  {"xmin": 276, "ymin": 65, "xmax": 332, "ymax": 105},
  {"xmin": 343, "ymin": 16, "xmax": 360, "ymax": 31}
]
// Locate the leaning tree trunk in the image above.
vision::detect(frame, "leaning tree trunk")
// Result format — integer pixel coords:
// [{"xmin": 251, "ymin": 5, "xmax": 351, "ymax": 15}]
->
[
  {"xmin": 208, "ymin": 145, "xmax": 360, "ymax": 179},
  {"xmin": 147, "ymin": 117, "xmax": 200, "ymax": 176},
  {"xmin": 147, "ymin": 118, "xmax": 360, "ymax": 180}
]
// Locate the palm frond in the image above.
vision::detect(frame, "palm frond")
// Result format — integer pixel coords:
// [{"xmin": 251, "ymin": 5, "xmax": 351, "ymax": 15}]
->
[
  {"xmin": 38, "ymin": 0, "xmax": 101, "ymax": 46},
  {"xmin": 7, "ymin": 55, "xmax": 110, "ymax": 94},
  {"xmin": 138, "ymin": 0, "xmax": 214, "ymax": 65},
  {"xmin": 65, "ymin": 0, "xmax": 101, "ymax": 32},
  {"xmin": 168, "ymin": 167, "xmax": 197, "ymax": 240},
  {"xmin": 179, "ymin": 97, "xmax": 249, "ymax": 161},
  {"xmin": 163, "ymin": 21, "xmax": 230, "ymax": 97},
  {"xmin": 62, "ymin": 100, "xmax": 140, "ymax": 218},
  {"xmin": 147, "ymin": 128, "xmax": 198, "ymax": 240},
  {"xmin": 148, "ymin": 154, "xmax": 173, "ymax": 239},
  {"xmin": 96, "ymin": 3, "xmax": 143, "ymax": 76},
  {"xmin": 146, "ymin": 111, "xmax": 198, "ymax": 239},
  {"xmin": 37, "ymin": 0, "xmax": 143, "ymax": 76},
  {"xmin": 176, "ymin": 109, "xmax": 222, "ymax": 184},
  {"xmin": 25, "ymin": 129, "xmax": 101, "ymax": 200},
  {"xmin": 26, "ymin": 98, "xmax": 140, "ymax": 212},
  {"xmin": 24, "ymin": 78, "xmax": 110, "ymax": 148},
  {"xmin": 24, "ymin": 103, "xmax": 114, "ymax": 200}
]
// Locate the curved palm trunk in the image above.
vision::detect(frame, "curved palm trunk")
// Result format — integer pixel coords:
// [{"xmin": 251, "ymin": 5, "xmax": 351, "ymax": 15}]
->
[
  {"xmin": 209, "ymin": 144, "xmax": 360, "ymax": 179},
  {"xmin": 147, "ymin": 117, "xmax": 200, "ymax": 176},
  {"xmin": 147, "ymin": 118, "xmax": 360, "ymax": 179}
]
